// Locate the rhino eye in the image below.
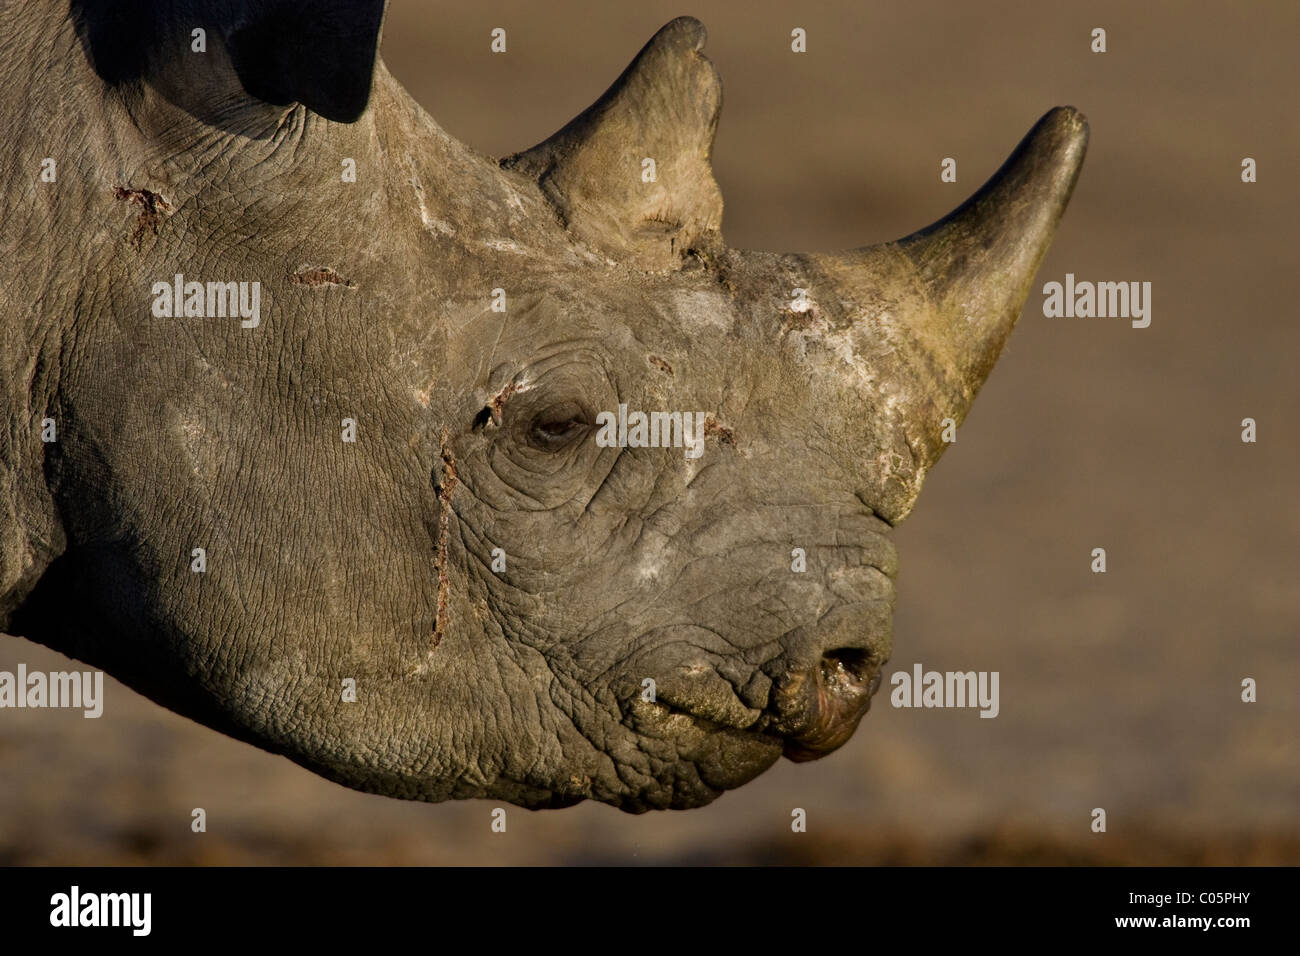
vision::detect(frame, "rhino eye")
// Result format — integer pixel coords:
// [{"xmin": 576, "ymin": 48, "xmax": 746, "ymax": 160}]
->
[{"xmin": 527, "ymin": 403, "xmax": 590, "ymax": 451}]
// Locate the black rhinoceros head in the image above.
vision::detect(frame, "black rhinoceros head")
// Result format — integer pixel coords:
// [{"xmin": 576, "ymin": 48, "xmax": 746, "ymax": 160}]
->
[{"xmin": 1, "ymin": 1, "xmax": 1085, "ymax": 810}]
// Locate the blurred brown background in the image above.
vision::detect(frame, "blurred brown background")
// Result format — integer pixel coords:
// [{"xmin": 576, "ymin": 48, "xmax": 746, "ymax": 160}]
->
[{"xmin": 2, "ymin": 0, "xmax": 1297, "ymax": 864}]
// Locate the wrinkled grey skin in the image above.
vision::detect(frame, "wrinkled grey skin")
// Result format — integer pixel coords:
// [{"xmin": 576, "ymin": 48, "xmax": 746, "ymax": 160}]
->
[{"xmin": 0, "ymin": 1, "xmax": 1086, "ymax": 810}]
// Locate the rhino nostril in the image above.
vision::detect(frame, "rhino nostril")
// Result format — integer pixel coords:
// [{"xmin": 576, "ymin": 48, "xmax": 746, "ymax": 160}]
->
[{"xmin": 820, "ymin": 648, "xmax": 874, "ymax": 691}]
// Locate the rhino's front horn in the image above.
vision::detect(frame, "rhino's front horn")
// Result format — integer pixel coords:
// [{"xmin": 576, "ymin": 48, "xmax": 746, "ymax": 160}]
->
[
  {"xmin": 893, "ymin": 106, "xmax": 1089, "ymax": 405},
  {"xmin": 800, "ymin": 107, "xmax": 1088, "ymax": 522}
]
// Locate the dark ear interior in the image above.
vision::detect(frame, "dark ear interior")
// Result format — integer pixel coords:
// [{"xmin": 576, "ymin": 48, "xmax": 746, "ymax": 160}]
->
[
  {"xmin": 71, "ymin": 0, "xmax": 159, "ymax": 86},
  {"xmin": 226, "ymin": 0, "xmax": 387, "ymax": 122},
  {"xmin": 70, "ymin": 0, "xmax": 387, "ymax": 123}
]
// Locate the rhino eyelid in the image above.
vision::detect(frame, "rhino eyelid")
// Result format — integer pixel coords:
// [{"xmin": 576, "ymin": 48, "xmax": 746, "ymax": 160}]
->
[{"xmin": 527, "ymin": 405, "xmax": 592, "ymax": 450}]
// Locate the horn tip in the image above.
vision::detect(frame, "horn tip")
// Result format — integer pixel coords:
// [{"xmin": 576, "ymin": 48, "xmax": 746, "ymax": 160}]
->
[
  {"xmin": 1039, "ymin": 105, "xmax": 1090, "ymax": 161},
  {"xmin": 655, "ymin": 16, "xmax": 708, "ymax": 52}
]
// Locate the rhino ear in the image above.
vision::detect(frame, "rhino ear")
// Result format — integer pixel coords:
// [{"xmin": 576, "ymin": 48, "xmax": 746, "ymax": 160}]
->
[
  {"xmin": 72, "ymin": 0, "xmax": 386, "ymax": 124},
  {"xmin": 224, "ymin": 0, "xmax": 387, "ymax": 123},
  {"xmin": 504, "ymin": 17, "xmax": 724, "ymax": 270}
]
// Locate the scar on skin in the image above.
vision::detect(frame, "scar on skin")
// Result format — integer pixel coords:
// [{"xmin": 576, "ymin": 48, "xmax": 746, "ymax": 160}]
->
[
  {"xmin": 684, "ymin": 247, "xmax": 738, "ymax": 295},
  {"xmin": 290, "ymin": 265, "xmax": 357, "ymax": 288},
  {"xmin": 113, "ymin": 185, "xmax": 172, "ymax": 247},
  {"xmin": 647, "ymin": 354, "xmax": 673, "ymax": 376},
  {"xmin": 433, "ymin": 430, "xmax": 458, "ymax": 647},
  {"xmin": 703, "ymin": 414, "xmax": 735, "ymax": 445},
  {"xmin": 779, "ymin": 307, "xmax": 817, "ymax": 335},
  {"xmin": 475, "ymin": 380, "xmax": 528, "ymax": 429}
]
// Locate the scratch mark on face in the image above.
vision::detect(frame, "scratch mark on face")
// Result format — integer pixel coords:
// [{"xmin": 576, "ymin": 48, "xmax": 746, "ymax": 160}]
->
[
  {"xmin": 702, "ymin": 414, "xmax": 735, "ymax": 445},
  {"xmin": 486, "ymin": 379, "xmax": 530, "ymax": 426},
  {"xmin": 113, "ymin": 185, "xmax": 173, "ymax": 248},
  {"xmin": 433, "ymin": 430, "xmax": 458, "ymax": 647},
  {"xmin": 290, "ymin": 265, "xmax": 357, "ymax": 288}
]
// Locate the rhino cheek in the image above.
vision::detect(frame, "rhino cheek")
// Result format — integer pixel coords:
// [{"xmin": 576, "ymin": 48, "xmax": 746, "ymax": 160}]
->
[{"xmin": 625, "ymin": 702, "xmax": 784, "ymax": 799}]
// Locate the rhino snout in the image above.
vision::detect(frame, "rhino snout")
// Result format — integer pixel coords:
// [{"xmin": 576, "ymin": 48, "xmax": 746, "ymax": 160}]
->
[
  {"xmin": 764, "ymin": 603, "xmax": 892, "ymax": 762},
  {"xmin": 774, "ymin": 647, "xmax": 883, "ymax": 762}
]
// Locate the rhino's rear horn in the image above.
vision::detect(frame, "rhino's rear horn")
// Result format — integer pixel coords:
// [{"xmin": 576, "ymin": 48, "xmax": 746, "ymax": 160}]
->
[{"xmin": 503, "ymin": 17, "xmax": 725, "ymax": 271}]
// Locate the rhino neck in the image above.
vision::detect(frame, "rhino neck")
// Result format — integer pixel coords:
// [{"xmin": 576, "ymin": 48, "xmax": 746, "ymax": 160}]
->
[
  {"xmin": 0, "ymin": 1, "xmax": 90, "ymax": 625},
  {"xmin": 0, "ymin": 5, "xmax": 547, "ymax": 782}
]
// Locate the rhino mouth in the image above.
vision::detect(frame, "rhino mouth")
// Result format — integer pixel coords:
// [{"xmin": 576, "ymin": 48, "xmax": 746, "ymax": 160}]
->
[
  {"xmin": 631, "ymin": 653, "xmax": 887, "ymax": 764},
  {"xmin": 608, "ymin": 604, "xmax": 890, "ymax": 807}
]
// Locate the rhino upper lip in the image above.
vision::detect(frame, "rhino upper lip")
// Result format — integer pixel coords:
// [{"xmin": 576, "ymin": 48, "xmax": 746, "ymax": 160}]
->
[
  {"xmin": 649, "ymin": 661, "xmax": 886, "ymax": 746},
  {"xmin": 780, "ymin": 662, "xmax": 884, "ymax": 762}
]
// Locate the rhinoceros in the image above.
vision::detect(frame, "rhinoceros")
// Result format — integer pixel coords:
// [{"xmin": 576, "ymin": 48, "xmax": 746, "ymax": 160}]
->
[{"xmin": 0, "ymin": 1, "xmax": 1086, "ymax": 811}]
